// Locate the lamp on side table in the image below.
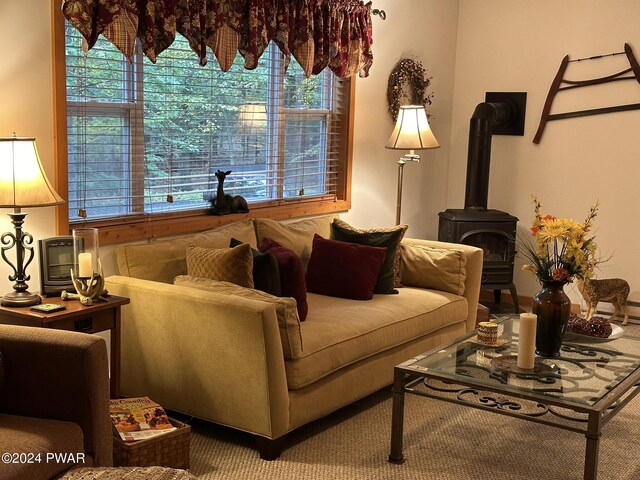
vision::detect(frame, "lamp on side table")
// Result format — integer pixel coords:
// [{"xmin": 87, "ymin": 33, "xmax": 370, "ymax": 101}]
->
[{"xmin": 0, "ymin": 136, "xmax": 64, "ymax": 307}]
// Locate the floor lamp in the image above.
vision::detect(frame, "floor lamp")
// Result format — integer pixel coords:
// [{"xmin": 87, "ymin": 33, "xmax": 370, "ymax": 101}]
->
[
  {"xmin": 0, "ymin": 136, "xmax": 64, "ymax": 307},
  {"xmin": 385, "ymin": 106, "xmax": 440, "ymax": 225}
]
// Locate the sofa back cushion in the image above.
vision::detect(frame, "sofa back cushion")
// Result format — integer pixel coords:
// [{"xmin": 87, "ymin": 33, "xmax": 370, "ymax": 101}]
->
[
  {"xmin": 400, "ymin": 243, "xmax": 467, "ymax": 295},
  {"xmin": 186, "ymin": 244, "xmax": 254, "ymax": 288},
  {"xmin": 116, "ymin": 219, "xmax": 257, "ymax": 283},
  {"xmin": 174, "ymin": 275, "xmax": 303, "ymax": 358},
  {"xmin": 254, "ymin": 214, "xmax": 337, "ymax": 269}
]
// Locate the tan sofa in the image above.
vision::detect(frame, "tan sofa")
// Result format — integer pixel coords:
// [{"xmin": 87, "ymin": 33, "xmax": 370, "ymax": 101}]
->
[
  {"xmin": 105, "ymin": 215, "xmax": 483, "ymax": 459},
  {"xmin": 0, "ymin": 325, "xmax": 112, "ymax": 479}
]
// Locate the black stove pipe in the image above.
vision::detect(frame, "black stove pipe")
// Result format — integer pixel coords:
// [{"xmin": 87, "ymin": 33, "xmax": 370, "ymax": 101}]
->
[{"xmin": 464, "ymin": 102, "xmax": 514, "ymax": 211}]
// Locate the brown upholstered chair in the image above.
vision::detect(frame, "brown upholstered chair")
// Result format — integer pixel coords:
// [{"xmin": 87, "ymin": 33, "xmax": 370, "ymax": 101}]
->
[{"xmin": 0, "ymin": 325, "xmax": 112, "ymax": 480}]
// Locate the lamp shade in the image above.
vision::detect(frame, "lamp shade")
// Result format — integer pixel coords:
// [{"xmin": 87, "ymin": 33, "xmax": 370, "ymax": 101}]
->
[
  {"xmin": 385, "ymin": 105, "xmax": 440, "ymax": 150},
  {"xmin": 0, "ymin": 137, "xmax": 64, "ymax": 208}
]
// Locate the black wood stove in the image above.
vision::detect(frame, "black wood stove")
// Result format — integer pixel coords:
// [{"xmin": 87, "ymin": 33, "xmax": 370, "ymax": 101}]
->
[{"xmin": 438, "ymin": 96, "xmax": 525, "ymax": 313}]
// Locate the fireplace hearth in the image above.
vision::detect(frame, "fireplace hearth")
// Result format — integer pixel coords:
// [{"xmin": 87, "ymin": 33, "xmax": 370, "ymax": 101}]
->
[{"xmin": 438, "ymin": 95, "xmax": 526, "ymax": 313}]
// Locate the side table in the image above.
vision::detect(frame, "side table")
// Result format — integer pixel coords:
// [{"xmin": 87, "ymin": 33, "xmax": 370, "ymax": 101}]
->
[{"xmin": 0, "ymin": 294, "xmax": 130, "ymax": 398}]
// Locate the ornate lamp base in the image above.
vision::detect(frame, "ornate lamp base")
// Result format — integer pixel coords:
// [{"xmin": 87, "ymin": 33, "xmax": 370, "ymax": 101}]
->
[{"xmin": 1, "ymin": 290, "xmax": 41, "ymax": 307}]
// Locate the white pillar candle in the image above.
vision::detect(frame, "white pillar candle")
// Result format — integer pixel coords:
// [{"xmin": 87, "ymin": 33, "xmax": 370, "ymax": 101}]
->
[
  {"xmin": 517, "ymin": 313, "xmax": 537, "ymax": 369},
  {"xmin": 78, "ymin": 252, "xmax": 93, "ymax": 278}
]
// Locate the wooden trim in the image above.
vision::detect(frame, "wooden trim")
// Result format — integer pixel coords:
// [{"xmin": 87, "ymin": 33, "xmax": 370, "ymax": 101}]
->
[
  {"xmin": 344, "ymin": 77, "xmax": 356, "ymax": 204},
  {"xmin": 52, "ymin": 0, "xmax": 69, "ymax": 236},
  {"xmin": 70, "ymin": 199, "xmax": 350, "ymax": 246}
]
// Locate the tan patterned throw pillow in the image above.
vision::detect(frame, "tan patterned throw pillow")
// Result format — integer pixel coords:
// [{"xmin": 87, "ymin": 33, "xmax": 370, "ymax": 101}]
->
[
  {"xmin": 332, "ymin": 219, "xmax": 408, "ymax": 289},
  {"xmin": 186, "ymin": 244, "xmax": 254, "ymax": 289}
]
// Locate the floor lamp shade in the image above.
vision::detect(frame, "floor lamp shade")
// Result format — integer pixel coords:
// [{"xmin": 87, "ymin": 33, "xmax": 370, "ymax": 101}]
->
[
  {"xmin": 0, "ymin": 137, "xmax": 64, "ymax": 307},
  {"xmin": 384, "ymin": 106, "xmax": 440, "ymax": 225},
  {"xmin": 385, "ymin": 105, "xmax": 440, "ymax": 151}
]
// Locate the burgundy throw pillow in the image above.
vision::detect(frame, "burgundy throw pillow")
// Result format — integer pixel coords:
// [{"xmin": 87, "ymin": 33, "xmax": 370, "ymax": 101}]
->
[
  {"xmin": 306, "ymin": 234, "xmax": 387, "ymax": 300},
  {"xmin": 260, "ymin": 237, "xmax": 308, "ymax": 321}
]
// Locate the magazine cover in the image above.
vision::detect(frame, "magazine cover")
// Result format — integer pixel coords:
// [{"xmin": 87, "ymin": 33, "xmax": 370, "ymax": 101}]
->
[{"xmin": 109, "ymin": 396, "xmax": 176, "ymax": 441}]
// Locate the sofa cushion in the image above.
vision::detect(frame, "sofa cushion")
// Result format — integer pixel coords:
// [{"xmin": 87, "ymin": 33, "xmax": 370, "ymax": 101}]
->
[
  {"xmin": 229, "ymin": 238, "xmax": 281, "ymax": 296},
  {"xmin": 116, "ymin": 219, "xmax": 257, "ymax": 283},
  {"xmin": 331, "ymin": 219, "xmax": 407, "ymax": 294},
  {"xmin": 400, "ymin": 243, "xmax": 467, "ymax": 295},
  {"xmin": 306, "ymin": 234, "xmax": 387, "ymax": 300},
  {"xmin": 0, "ymin": 413, "xmax": 85, "ymax": 480},
  {"xmin": 255, "ymin": 214, "xmax": 337, "ymax": 269},
  {"xmin": 284, "ymin": 288, "xmax": 468, "ymax": 389},
  {"xmin": 174, "ymin": 276, "xmax": 303, "ymax": 358},
  {"xmin": 260, "ymin": 237, "xmax": 308, "ymax": 321},
  {"xmin": 186, "ymin": 244, "xmax": 254, "ymax": 288}
]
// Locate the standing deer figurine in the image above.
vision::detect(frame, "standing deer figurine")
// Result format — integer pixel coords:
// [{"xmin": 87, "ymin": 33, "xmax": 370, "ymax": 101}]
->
[
  {"xmin": 210, "ymin": 169, "xmax": 249, "ymax": 215},
  {"xmin": 577, "ymin": 278, "xmax": 630, "ymax": 325}
]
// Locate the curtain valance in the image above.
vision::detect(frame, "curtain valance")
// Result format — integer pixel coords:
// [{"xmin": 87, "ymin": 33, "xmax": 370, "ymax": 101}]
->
[{"xmin": 61, "ymin": 0, "xmax": 374, "ymax": 78}]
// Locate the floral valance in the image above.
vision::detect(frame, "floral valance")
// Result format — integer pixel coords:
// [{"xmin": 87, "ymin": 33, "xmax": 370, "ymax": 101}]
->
[{"xmin": 61, "ymin": 0, "xmax": 374, "ymax": 78}]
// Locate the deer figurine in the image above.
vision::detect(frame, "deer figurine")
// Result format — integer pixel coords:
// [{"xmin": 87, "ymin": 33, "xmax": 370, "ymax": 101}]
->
[
  {"xmin": 577, "ymin": 278, "xmax": 630, "ymax": 325},
  {"xmin": 210, "ymin": 169, "xmax": 249, "ymax": 215}
]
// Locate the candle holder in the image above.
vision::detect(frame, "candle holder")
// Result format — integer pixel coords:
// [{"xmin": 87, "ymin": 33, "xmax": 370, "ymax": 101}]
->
[
  {"xmin": 67, "ymin": 228, "xmax": 105, "ymax": 305},
  {"xmin": 68, "ymin": 260, "xmax": 106, "ymax": 305}
]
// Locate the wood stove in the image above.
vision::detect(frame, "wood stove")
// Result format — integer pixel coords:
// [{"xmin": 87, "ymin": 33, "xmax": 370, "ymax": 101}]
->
[{"xmin": 438, "ymin": 96, "xmax": 525, "ymax": 313}]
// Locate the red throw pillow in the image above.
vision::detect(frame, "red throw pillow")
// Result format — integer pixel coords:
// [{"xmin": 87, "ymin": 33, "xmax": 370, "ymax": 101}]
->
[
  {"xmin": 306, "ymin": 234, "xmax": 387, "ymax": 300},
  {"xmin": 260, "ymin": 237, "xmax": 308, "ymax": 321}
]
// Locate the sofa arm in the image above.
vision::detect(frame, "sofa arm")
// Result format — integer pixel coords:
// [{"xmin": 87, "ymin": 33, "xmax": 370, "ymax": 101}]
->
[
  {"xmin": 401, "ymin": 238, "xmax": 483, "ymax": 332},
  {"xmin": 0, "ymin": 325, "xmax": 112, "ymax": 466},
  {"xmin": 104, "ymin": 275, "xmax": 290, "ymax": 440}
]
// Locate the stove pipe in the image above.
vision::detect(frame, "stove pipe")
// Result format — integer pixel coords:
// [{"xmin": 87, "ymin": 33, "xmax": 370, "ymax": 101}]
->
[{"xmin": 464, "ymin": 102, "xmax": 515, "ymax": 211}]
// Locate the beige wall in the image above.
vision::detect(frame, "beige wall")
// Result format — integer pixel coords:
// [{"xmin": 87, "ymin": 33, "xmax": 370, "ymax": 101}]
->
[
  {"xmin": 0, "ymin": 0, "xmax": 56, "ymax": 293},
  {"xmin": 343, "ymin": 0, "xmax": 460, "ymax": 240},
  {"xmin": 450, "ymin": 0, "xmax": 640, "ymax": 305}
]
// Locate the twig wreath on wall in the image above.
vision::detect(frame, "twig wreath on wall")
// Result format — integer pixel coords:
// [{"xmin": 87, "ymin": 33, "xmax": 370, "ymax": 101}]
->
[{"xmin": 386, "ymin": 58, "xmax": 434, "ymax": 122}]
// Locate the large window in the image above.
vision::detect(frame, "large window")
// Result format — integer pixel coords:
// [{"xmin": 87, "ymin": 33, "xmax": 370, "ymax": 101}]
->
[{"xmin": 62, "ymin": 21, "xmax": 351, "ymax": 235}]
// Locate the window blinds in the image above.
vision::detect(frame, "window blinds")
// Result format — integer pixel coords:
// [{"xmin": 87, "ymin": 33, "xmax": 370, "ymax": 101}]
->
[{"xmin": 65, "ymin": 22, "xmax": 347, "ymax": 223}]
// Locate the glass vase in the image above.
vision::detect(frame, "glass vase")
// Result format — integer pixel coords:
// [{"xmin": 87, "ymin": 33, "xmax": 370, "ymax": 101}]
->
[{"xmin": 532, "ymin": 280, "xmax": 571, "ymax": 357}]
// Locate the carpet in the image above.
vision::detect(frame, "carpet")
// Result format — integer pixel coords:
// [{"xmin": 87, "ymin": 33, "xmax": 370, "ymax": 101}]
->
[{"xmin": 187, "ymin": 323, "xmax": 640, "ymax": 480}]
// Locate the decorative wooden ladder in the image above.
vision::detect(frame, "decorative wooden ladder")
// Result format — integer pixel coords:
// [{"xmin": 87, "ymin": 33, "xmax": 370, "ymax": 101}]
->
[{"xmin": 533, "ymin": 43, "xmax": 640, "ymax": 144}]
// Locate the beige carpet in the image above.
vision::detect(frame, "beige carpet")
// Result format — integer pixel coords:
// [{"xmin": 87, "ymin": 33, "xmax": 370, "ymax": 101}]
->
[{"xmin": 187, "ymin": 323, "xmax": 640, "ymax": 480}]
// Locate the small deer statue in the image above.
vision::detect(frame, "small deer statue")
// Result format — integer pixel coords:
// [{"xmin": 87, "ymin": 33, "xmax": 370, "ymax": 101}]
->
[
  {"xmin": 577, "ymin": 278, "xmax": 630, "ymax": 325},
  {"xmin": 211, "ymin": 169, "xmax": 249, "ymax": 215}
]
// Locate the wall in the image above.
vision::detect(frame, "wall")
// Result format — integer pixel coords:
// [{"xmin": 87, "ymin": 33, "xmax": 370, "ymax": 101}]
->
[
  {"xmin": 0, "ymin": 0, "xmax": 56, "ymax": 293},
  {"xmin": 450, "ymin": 0, "xmax": 640, "ymax": 305},
  {"xmin": 343, "ymin": 0, "xmax": 460, "ymax": 240}
]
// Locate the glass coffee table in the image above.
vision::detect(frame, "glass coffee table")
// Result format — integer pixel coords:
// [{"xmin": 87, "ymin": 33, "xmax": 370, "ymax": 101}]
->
[{"xmin": 388, "ymin": 315, "xmax": 640, "ymax": 480}]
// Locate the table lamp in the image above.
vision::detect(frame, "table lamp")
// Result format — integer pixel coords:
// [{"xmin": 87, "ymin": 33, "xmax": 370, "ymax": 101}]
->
[
  {"xmin": 385, "ymin": 105, "xmax": 440, "ymax": 224},
  {"xmin": 0, "ymin": 136, "xmax": 64, "ymax": 307}
]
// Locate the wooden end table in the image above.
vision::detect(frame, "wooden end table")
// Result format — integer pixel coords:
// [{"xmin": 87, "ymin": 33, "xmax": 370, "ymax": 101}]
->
[{"xmin": 0, "ymin": 294, "xmax": 130, "ymax": 398}]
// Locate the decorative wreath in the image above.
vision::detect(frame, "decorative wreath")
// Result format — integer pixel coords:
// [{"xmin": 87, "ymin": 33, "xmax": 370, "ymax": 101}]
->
[{"xmin": 386, "ymin": 58, "xmax": 434, "ymax": 122}]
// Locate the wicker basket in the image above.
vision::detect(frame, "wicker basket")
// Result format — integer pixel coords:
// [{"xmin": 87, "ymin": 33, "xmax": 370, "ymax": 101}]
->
[{"xmin": 113, "ymin": 418, "xmax": 190, "ymax": 469}]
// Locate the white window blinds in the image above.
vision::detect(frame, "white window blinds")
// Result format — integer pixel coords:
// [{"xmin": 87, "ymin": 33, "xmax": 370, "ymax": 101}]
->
[{"xmin": 65, "ymin": 22, "xmax": 348, "ymax": 223}]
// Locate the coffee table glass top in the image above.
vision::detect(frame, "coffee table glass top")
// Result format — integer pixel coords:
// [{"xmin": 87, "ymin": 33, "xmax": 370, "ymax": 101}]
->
[{"xmin": 401, "ymin": 315, "xmax": 640, "ymax": 407}]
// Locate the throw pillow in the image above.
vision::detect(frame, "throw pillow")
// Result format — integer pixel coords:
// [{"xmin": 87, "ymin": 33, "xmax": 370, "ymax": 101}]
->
[
  {"xmin": 331, "ymin": 219, "xmax": 408, "ymax": 294},
  {"xmin": 229, "ymin": 238, "xmax": 281, "ymax": 296},
  {"xmin": 260, "ymin": 237, "xmax": 308, "ymax": 321},
  {"xmin": 174, "ymin": 275, "xmax": 303, "ymax": 359},
  {"xmin": 185, "ymin": 244, "xmax": 254, "ymax": 289},
  {"xmin": 255, "ymin": 215, "xmax": 337, "ymax": 269},
  {"xmin": 306, "ymin": 234, "xmax": 387, "ymax": 300},
  {"xmin": 400, "ymin": 243, "xmax": 467, "ymax": 295}
]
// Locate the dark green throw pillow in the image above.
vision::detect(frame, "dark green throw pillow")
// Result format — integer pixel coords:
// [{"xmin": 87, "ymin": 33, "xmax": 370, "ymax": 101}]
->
[
  {"xmin": 229, "ymin": 238, "xmax": 281, "ymax": 296},
  {"xmin": 331, "ymin": 220, "xmax": 406, "ymax": 294}
]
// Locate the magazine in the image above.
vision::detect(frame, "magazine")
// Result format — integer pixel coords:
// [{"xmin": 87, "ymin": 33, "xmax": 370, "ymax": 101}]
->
[{"xmin": 109, "ymin": 396, "xmax": 177, "ymax": 442}]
